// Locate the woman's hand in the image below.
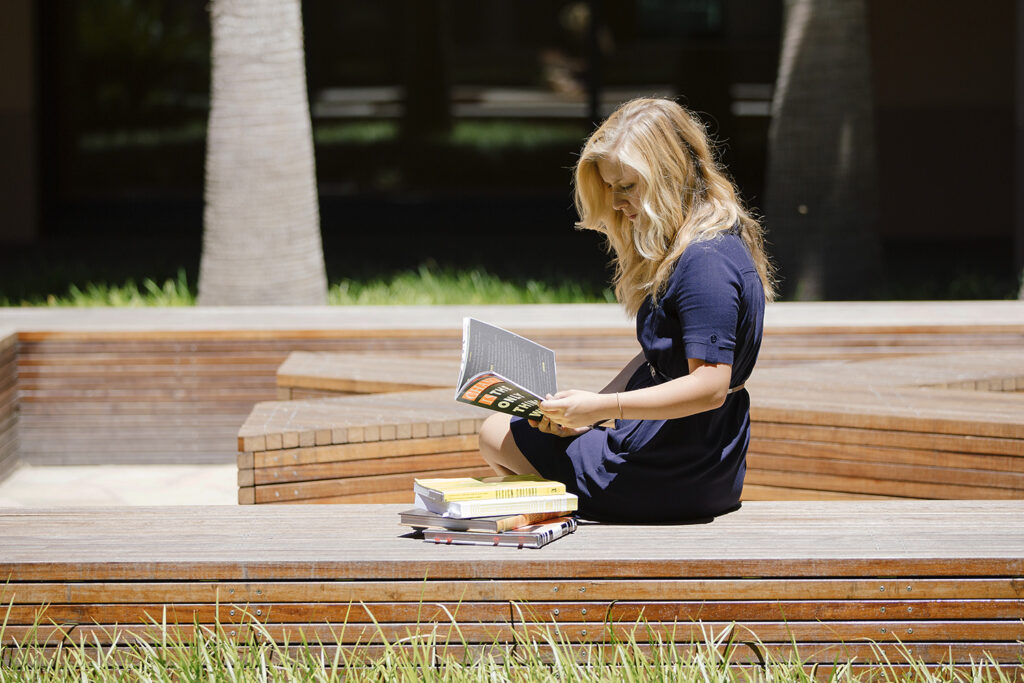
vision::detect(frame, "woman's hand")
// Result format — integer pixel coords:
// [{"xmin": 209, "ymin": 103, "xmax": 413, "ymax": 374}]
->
[
  {"xmin": 527, "ymin": 413, "xmax": 591, "ymax": 437},
  {"xmin": 537, "ymin": 390, "xmax": 617, "ymax": 430}
]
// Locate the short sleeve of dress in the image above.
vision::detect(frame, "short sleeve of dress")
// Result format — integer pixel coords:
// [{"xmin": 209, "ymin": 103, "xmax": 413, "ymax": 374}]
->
[{"xmin": 669, "ymin": 241, "xmax": 742, "ymax": 365}]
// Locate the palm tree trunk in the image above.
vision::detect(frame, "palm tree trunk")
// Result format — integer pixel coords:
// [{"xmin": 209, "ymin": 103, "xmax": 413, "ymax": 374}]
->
[
  {"xmin": 198, "ymin": 0, "xmax": 327, "ymax": 305},
  {"xmin": 764, "ymin": 0, "xmax": 881, "ymax": 300}
]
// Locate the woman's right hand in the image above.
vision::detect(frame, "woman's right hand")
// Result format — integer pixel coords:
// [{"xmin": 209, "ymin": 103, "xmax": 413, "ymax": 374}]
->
[{"xmin": 528, "ymin": 413, "xmax": 590, "ymax": 438}]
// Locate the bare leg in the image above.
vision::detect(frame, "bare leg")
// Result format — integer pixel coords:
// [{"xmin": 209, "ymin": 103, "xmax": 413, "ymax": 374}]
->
[{"xmin": 478, "ymin": 413, "xmax": 541, "ymax": 476}]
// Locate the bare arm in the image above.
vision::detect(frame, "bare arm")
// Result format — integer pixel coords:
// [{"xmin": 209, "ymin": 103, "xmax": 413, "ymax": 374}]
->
[{"xmin": 538, "ymin": 357, "xmax": 732, "ymax": 429}]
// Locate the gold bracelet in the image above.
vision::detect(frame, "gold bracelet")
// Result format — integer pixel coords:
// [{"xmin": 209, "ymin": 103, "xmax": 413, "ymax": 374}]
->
[{"xmin": 615, "ymin": 392, "xmax": 623, "ymax": 419}]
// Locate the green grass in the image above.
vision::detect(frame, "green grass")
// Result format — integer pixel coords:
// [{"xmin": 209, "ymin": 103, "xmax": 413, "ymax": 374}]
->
[
  {"xmin": 0, "ymin": 266, "xmax": 614, "ymax": 307},
  {"xmin": 80, "ymin": 119, "xmax": 588, "ymax": 152},
  {"xmin": 447, "ymin": 121, "xmax": 589, "ymax": 152},
  {"xmin": 1, "ymin": 614, "xmax": 1019, "ymax": 682},
  {"xmin": 19, "ymin": 269, "xmax": 196, "ymax": 307},
  {"xmin": 327, "ymin": 264, "xmax": 614, "ymax": 306},
  {"xmin": 313, "ymin": 120, "xmax": 399, "ymax": 146},
  {"xmin": 79, "ymin": 120, "xmax": 208, "ymax": 151},
  {"xmin": 2, "ymin": 262, "xmax": 1016, "ymax": 308},
  {"xmin": 313, "ymin": 119, "xmax": 589, "ymax": 151}
]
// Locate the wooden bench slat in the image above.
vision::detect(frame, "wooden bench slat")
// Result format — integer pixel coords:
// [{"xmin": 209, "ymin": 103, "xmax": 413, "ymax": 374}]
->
[
  {"xmin": 750, "ymin": 438, "xmax": 1024, "ymax": 474},
  {"xmin": 4, "ymin": 577, "xmax": 1024, "ymax": 604},
  {"xmin": 253, "ymin": 465, "xmax": 494, "ymax": 503},
  {"xmin": 747, "ymin": 453, "xmax": 1024, "ymax": 491},
  {"xmin": 262, "ymin": 490, "xmax": 417, "ymax": 505},
  {"xmin": 746, "ymin": 469, "xmax": 1022, "ymax": 500},
  {"xmin": 752, "ymin": 422, "xmax": 1022, "ymax": 457},
  {"xmin": 250, "ymin": 451, "xmax": 482, "ymax": 486},
  {"xmin": 751, "ymin": 402, "xmax": 1023, "ymax": 440},
  {"xmin": 19, "ymin": 619, "xmax": 1023, "ymax": 648},
  {"xmin": 8, "ymin": 599, "xmax": 1024, "ymax": 626},
  {"xmin": 252, "ymin": 434, "xmax": 479, "ymax": 468},
  {"xmin": 237, "ymin": 389, "xmax": 487, "ymax": 451}
]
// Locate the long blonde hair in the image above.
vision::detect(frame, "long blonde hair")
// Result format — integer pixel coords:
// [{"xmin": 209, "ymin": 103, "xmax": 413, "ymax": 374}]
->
[{"xmin": 574, "ymin": 98, "xmax": 776, "ymax": 315}]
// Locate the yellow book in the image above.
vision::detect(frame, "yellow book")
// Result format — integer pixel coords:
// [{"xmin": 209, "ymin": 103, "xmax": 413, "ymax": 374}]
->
[{"xmin": 413, "ymin": 474, "xmax": 566, "ymax": 503}]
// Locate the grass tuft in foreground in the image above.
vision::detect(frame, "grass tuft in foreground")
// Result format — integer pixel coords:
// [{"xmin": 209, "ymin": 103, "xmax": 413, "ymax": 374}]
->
[{"xmin": 1, "ymin": 613, "xmax": 1019, "ymax": 682}]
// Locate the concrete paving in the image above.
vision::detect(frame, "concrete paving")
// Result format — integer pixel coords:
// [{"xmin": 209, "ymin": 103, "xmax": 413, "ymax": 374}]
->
[{"xmin": 0, "ymin": 463, "xmax": 237, "ymax": 507}]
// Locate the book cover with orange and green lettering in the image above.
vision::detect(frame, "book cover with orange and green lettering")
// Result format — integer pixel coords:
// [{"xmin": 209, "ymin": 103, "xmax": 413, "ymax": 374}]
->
[{"xmin": 454, "ymin": 318, "xmax": 556, "ymax": 420}]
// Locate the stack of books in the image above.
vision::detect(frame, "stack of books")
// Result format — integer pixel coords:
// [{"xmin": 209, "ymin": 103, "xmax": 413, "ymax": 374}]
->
[{"xmin": 400, "ymin": 474, "xmax": 578, "ymax": 549}]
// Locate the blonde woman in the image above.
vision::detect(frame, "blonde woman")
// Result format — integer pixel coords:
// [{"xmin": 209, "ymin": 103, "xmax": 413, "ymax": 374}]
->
[{"xmin": 479, "ymin": 98, "xmax": 775, "ymax": 522}]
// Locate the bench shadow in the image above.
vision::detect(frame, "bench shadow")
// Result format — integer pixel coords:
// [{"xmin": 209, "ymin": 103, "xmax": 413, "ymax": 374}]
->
[{"xmin": 573, "ymin": 502, "xmax": 742, "ymax": 527}]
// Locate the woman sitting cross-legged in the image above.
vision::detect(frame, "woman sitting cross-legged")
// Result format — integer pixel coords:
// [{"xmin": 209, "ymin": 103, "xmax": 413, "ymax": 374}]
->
[{"xmin": 479, "ymin": 97, "xmax": 776, "ymax": 522}]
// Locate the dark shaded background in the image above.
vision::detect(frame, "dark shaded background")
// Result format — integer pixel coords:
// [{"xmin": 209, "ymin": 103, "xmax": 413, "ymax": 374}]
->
[{"xmin": 2, "ymin": 0, "xmax": 1019, "ymax": 301}]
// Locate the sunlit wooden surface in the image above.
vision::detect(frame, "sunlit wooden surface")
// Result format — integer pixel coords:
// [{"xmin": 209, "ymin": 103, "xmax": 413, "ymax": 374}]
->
[{"xmin": 2, "ymin": 501, "xmax": 1022, "ymax": 665}]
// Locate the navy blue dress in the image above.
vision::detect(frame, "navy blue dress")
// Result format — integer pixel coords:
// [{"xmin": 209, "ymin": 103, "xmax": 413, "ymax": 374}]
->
[{"xmin": 510, "ymin": 231, "xmax": 765, "ymax": 522}]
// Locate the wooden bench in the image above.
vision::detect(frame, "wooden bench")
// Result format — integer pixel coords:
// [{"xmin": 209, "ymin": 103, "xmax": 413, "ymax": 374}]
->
[
  {"xmin": 758, "ymin": 324, "xmax": 1024, "ymax": 364},
  {"xmin": 237, "ymin": 389, "xmax": 492, "ymax": 504},
  {"xmin": 2, "ymin": 501, "xmax": 1022, "ymax": 671},
  {"xmin": 0, "ymin": 303, "xmax": 1021, "ymax": 473},
  {"xmin": 239, "ymin": 362, "xmax": 612, "ymax": 504},
  {"xmin": 248, "ymin": 348, "xmax": 1024, "ymax": 505},
  {"xmin": 13, "ymin": 328, "xmax": 464, "ymax": 466},
  {"xmin": 8, "ymin": 313, "xmax": 642, "ymax": 467},
  {"xmin": 743, "ymin": 350, "xmax": 1024, "ymax": 500}
]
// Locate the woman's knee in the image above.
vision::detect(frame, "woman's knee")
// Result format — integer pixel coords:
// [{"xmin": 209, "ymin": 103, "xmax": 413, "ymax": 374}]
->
[
  {"xmin": 479, "ymin": 414, "xmax": 541, "ymax": 476},
  {"xmin": 479, "ymin": 413, "xmax": 512, "ymax": 462}
]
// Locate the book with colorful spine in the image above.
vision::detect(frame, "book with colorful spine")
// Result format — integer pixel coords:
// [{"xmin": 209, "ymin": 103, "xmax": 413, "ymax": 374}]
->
[
  {"xmin": 398, "ymin": 508, "xmax": 571, "ymax": 533},
  {"xmin": 422, "ymin": 516, "xmax": 577, "ymax": 549}
]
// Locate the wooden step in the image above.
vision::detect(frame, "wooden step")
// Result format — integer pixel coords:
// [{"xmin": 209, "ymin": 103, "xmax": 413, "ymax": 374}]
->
[{"xmin": 2, "ymin": 501, "xmax": 1022, "ymax": 666}]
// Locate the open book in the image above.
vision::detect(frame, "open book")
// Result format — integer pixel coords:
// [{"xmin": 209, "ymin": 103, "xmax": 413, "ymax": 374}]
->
[{"xmin": 454, "ymin": 318, "xmax": 556, "ymax": 420}]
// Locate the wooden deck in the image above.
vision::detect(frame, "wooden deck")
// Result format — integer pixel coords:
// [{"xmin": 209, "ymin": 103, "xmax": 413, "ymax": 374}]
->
[{"xmin": 2, "ymin": 500, "xmax": 1023, "ymax": 667}]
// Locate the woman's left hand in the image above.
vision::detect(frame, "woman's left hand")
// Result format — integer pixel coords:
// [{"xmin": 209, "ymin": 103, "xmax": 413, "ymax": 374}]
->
[{"xmin": 538, "ymin": 390, "xmax": 615, "ymax": 429}]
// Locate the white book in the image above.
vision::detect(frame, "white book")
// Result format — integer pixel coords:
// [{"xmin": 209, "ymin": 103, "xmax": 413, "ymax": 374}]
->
[{"xmin": 414, "ymin": 491, "xmax": 578, "ymax": 519}]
